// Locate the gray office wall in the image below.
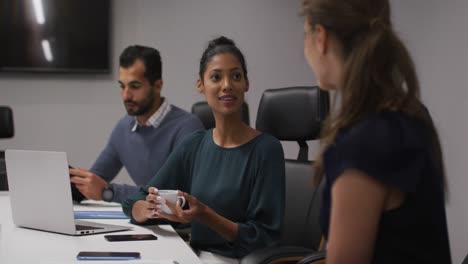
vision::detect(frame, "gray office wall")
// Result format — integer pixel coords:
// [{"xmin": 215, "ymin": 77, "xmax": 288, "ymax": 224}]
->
[
  {"xmin": 392, "ymin": 0, "xmax": 468, "ymax": 262},
  {"xmin": 1, "ymin": 0, "xmax": 466, "ymax": 262}
]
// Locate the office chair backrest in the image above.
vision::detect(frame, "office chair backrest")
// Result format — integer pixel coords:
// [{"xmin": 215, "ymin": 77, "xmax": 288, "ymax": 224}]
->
[
  {"xmin": 191, "ymin": 101, "xmax": 250, "ymax": 129},
  {"xmin": 0, "ymin": 106, "xmax": 14, "ymax": 139},
  {"xmin": 0, "ymin": 106, "xmax": 14, "ymax": 191},
  {"xmin": 256, "ymin": 86, "xmax": 328, "ymax": 161},
  {"xmin": 0, "ymin": 151, "xmax": 7, "ymax": 191},
  {"xmin": 256, "ymin": 86, "xmax": 329, "ymax": 250}
]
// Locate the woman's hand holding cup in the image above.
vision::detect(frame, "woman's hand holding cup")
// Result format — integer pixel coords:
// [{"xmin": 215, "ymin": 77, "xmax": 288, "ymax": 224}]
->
[
  {"xmin": 142, "ymin": 187, "xmax": 163, "ymax": 219},
  {"xmin": 156, "ymin": 190, "xmax": 207, "ymax": 224}
]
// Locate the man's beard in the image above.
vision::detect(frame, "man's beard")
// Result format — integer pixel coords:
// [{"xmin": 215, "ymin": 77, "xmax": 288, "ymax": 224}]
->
[{"xmin": 124, "ymin": 90, "xmax": 155, "ymax": 116}]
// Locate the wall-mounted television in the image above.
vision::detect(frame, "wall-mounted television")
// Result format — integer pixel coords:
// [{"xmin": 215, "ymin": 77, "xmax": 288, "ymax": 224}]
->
[{"xmin": 0, "ymin": 0, "xmax": 111, "ymax": 73}]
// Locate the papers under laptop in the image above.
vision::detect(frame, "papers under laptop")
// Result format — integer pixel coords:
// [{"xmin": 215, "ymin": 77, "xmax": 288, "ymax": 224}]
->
[{"xmin": 5, "ymin": 150, "xmax": 131, "ymax": 236}]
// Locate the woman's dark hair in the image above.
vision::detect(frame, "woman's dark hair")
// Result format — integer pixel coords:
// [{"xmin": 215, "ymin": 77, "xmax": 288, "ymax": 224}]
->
[
  {"xmin": 302, "ymin": 0, "xmax": 447, "ymax": 193},
  {"xmin": 119, "ymin": 45, "xmax": 162, "ymax": 85},
  {"xmin": 199, "ymin": 36, "xmax": 248, "ymax": 82}
]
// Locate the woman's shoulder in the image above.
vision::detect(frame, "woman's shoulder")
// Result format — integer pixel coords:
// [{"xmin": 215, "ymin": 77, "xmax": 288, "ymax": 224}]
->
[
  {"xmin": 338, "ymin": 111, "xmax": 428, "ymax": 151},
  {"xmin": 251, "ymin": 132, "xmax": 284, "ymax": 158},
  {"xmin": 326, "ymin": 111, "xmax": 432, "ymax": 191},
  {"xmin": 253, "ymin": 132, "xmax": 282, "ymax": 147},
  {"xmin": 257, "ymin": 131, "xmax": 281, "ymax": 143}
]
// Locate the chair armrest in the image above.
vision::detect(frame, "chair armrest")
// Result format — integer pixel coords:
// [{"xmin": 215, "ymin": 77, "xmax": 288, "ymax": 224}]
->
[
  {"xmin": 240, "ymin": 246, "xmax": 315, "ymax": 264},
  {"xmin": 297, "ymin": 250, "xmax": 326, "ymax": 264}
]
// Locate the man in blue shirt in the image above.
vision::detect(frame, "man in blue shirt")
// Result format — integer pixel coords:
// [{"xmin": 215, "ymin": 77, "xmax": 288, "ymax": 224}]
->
[{"xmin": 70, "ymin": 45, "xmax": 203, "ymax": 203}]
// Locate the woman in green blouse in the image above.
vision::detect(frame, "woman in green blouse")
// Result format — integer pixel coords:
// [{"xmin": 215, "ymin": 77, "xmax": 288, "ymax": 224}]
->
[{"xmin": 123, "ymin": 36, "xmax": 285, "ymax": 263}]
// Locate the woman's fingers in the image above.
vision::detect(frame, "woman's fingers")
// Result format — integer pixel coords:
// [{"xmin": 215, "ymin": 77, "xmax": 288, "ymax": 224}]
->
[
  {"xmin": 156, "ymin": 199, "xmax": 189, "ymax": 223},
  {"xmin": 157, "ymin": 199, "xmax": 179, "ymax": 220},
  {"xmin": 164, "ymin": 199, "xmax": 178, "ymax": 214},
  {"xmin": 145, "ymin": 187, "xmax": 163, "ymax": 206},
  {"xmin": 145, "ymin": 194, "xmax": 163, "ymax": 203},
  {"xmin": 148, "ymin": 187, "xmax": 158, "ymax": 194},
  {"xmin": 180, "ymin": 191, "xmax": 197, "ymax": 205},
  {"xmin": 144, "ymin": 200, "xmax": 161, "ymax": 219},
  {"xmin": 173, "ymin": 200, "xmax": 185, "ymax": 216}
]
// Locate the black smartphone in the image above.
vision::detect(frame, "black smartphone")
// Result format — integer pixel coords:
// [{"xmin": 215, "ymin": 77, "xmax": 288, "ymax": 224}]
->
[
  {"xmin": 76, "ymin": 251, "xmax": 140, "ymax": 260},
  {"xmin": 104, "ymin": 234, "xmax": 158, "ymax": 242}
]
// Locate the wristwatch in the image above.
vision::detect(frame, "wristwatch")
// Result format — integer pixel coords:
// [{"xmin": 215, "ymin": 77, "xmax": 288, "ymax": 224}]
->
[{"xmin": 102, "ymin": 184, "xmax": 114, "ymax": 202}]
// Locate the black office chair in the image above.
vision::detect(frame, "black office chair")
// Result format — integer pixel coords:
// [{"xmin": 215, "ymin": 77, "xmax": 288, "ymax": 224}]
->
[
  {"xmin": 191, "ymin": 101, "xmax": 250, "ymax": 129},
  {"xmin": 241, "ymin": 86, "xmax": 329, "ymax": 264},
  {"xmin": 0, "ymin": 106, "xmax": 14, "ymax": 139},
  {"xmin": 0, "ymin": 106, "xmax": 14, "ymax": 191}
]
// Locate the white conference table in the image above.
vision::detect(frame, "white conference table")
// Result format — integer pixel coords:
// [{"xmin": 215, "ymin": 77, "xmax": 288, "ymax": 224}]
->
[{"xmin": 0, "ymin": 192, "xmax": 202, "ymax": 264}]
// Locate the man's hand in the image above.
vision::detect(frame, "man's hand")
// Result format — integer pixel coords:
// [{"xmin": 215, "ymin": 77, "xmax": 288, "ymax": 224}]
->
[{"xmin": 69, "ymin": 167, "xmax": 108, "ymax": 200}]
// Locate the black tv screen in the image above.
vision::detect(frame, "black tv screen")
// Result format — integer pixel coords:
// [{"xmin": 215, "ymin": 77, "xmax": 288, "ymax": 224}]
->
[{"xmin": 0, "ymin": 0, "xmax": 111, "ymax": 73}]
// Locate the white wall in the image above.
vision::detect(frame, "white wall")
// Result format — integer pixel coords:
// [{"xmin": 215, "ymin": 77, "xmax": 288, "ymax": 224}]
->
[
  {"xmin": 392, "ymin": 0, "xmax": 468, "ymax": 262},
  {"xmin": 1, "ymin": 0, "xmax": 466, "ymax": 261}
]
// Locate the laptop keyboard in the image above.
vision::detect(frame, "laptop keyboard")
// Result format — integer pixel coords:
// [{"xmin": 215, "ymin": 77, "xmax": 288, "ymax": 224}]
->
[{"xmin": 76, "ymin": 224, "xmax": 104, "ymax": 231}]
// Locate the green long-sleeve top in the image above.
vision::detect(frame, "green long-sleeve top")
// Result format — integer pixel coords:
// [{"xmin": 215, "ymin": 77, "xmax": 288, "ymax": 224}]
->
[{"xmin": 122, "ymin": 129, "xmax": 285, "ymax": 258}]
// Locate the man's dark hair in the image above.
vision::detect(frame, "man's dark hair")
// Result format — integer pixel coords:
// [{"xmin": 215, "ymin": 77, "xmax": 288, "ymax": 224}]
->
[{"xmin": 119, "ymin": 45, "xmax": 162, "ymax": 84}]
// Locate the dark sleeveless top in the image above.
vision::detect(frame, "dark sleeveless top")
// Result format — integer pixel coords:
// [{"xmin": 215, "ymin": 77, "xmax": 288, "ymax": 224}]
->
[{"xmin": 320, "ymin": 111, "xmax": 451, "ymax": 263}]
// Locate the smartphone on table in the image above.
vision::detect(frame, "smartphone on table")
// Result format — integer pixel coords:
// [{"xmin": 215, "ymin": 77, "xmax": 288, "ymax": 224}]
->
[
  {"xmin": 76, "ymin": 251, "xmax": 140, "ymax": 260},
  {"xmin": 104, "ymin": 233, "xmax": 158, "ymax": 242}
]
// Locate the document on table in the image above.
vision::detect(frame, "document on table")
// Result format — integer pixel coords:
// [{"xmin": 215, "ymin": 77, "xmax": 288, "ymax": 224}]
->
[
  {"xmin": 79, "ymin": 200, "xmax": 122, "ymax": 207},
  {"xmin": 73, "ymin": 211, "xmax": 129, "ymax": 219},
  {"xmin": 41, "ymin": 260, "xmax": 180, "ymax": 264}
]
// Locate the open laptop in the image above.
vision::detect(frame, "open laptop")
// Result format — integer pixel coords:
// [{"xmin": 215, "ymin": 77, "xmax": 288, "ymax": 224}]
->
[{"xmin": 5, "ymin": 149, "xmax": 131, "ymax": 236}]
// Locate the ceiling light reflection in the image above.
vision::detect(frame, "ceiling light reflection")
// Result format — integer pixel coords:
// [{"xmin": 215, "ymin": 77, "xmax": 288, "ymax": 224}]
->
[
  {"xmin": 41, "ymin": 40, "xmax": 53, "ymax": 62},
  {"xmin": 32, "ymin": 0, "xmax": 45, "ymax": 24}
]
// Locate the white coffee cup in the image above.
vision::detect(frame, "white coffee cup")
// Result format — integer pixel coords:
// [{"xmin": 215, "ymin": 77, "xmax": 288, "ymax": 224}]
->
[{"xmin": 158, "ymin": 190, "xmax": 186, "ymax": 215}]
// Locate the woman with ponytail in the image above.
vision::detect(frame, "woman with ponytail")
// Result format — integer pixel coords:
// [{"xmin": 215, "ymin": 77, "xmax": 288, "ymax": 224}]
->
[
  {"xmin": 123, "ymin": 36, "xmax": 285, "ymax": 263},
  {"xmin": 302, "ymin": 0, "xmax": 451, "ymax": 263}
]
